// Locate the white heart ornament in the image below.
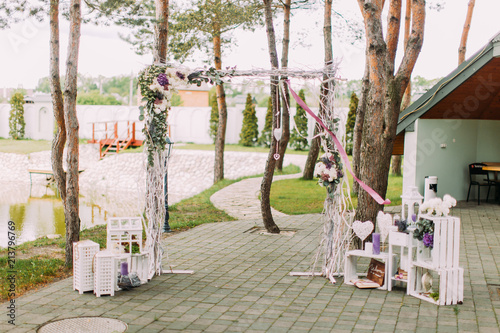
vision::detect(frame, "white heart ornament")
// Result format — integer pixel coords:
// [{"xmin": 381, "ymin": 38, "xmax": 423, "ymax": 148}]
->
[
  {"xmin": 273, "ymin": 128, "xmax": 282, "ymax": 141},
  {"xmin": 352, "ymin": 220, "xmax": 374, "ymax": 241},
  {"xmin": 377, "ymin": 211, "xmax": 393, "ymax": 242}
]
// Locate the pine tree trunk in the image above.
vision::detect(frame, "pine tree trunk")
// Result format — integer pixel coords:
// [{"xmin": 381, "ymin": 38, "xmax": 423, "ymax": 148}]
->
[
  {"xmin": 49, "ymin": 0, "xmax": 67, "ymax": 204},
  {"xmin": 355, "ymin": 0, "xmax": 425, "ymax": 226},
  {"xmin": 154, "ymin": 0, "xmax": 169, "ymax": 64},
  {"xmin": 352, "ymin": 60, "xmax": 369, "ymax": 195},
  {"xmin": 213, "ymin": 29, "xmax": 227, "ymax": 183},
  {"xmin": 458, "ymin": 0, "xmax": 475, "ymax": 65},
  {"xmin": 63, "ymin": 0, "xmax": 82, "ymax": 267},
  {"xmin": 261, "ymin": 0, "xmax": 280, "ymax": 233},
  {"xmin": 276, "ymin": 0, "xmax": 291, "ymax": 171},
  {"xmin": 302, "ymin": 0, "xmax": 332, "ymax": 180}
]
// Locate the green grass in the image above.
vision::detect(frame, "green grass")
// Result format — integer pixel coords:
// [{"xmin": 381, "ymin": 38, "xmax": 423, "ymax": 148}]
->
[
  {"xmin": 270, "ymin": 173, "xmax": 403, "ymax": 215},
  {"xmin": 0, "ymin": 256, "xmax": 69, "ymax": 302},
  {"xmin": 0, "ymin": 138, "xmax": 52, "ymax": 154}
]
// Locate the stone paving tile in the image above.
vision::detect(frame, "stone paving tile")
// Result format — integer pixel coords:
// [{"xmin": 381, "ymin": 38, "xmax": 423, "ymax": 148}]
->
[{"xmin": 0, "ymin": 202, "xmax": 499, "ymax": 332}]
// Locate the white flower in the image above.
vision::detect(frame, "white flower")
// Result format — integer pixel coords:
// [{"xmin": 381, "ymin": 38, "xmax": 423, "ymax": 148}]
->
[
  {"xmin": 314, "ymin": 162, "xmax": 326, "ymax": 176},
  {"xmin": 327, "ymin": 167, "xmax": 337, "ymax": 181},
  {"xmin": 443, "ymin": 194, "xmax": 457, "ymax": 208}
]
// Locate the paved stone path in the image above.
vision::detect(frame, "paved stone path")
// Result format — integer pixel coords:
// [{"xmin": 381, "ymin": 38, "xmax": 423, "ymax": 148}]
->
[
  {"xmin": 1, "ymin": 201, "xmax": 499, "ymax": 332},
  {"xmin": 210, "ymin": 173, "xmax": 302, "ymax": 220}
]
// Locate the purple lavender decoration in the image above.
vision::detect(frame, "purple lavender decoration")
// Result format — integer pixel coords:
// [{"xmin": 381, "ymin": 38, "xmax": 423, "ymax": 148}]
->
[
  {"xmin": 157, "ymin": 73, "xmax": 169, "ymax": 87},
  {"xmin": 423, "ymin": 232, "xmax": 434, "ymax": 248},
  {"xmin": 411, "ymin": 214, "xmax": 417, "ymax": 222}
]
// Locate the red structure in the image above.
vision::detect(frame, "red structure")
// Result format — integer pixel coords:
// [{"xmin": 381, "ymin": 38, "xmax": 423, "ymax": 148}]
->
[{"xmin": 88, "ymin": 121, "xmax": 143, "ymax": 158}]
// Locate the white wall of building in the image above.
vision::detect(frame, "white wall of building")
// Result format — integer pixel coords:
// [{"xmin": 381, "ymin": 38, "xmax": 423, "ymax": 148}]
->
[{"xmin": 403, "ymin": 118, "xmax": 500, "ymax": 201}]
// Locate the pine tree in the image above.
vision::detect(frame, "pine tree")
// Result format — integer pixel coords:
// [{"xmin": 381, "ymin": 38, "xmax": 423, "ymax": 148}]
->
[
  {"xmin": 345, "ymin": 92, "xmax": 358, "ymax": 155},
  {"xmin": 9, "ymin": 92, "xmax": 25, "ymax": 140},
  {"xmin": 208, "ymin": 90, "xmax": 219, "ymax": 144},
  {"xmin": 239, "ymin": 93, "xmax": 259, "ymax": 146},
  {"xmin": 258, "ymin": 97, "xmax": 273, "ymax": 147},
  {"xmin": 289, "ymin": 89, "xmax": 309, "ymax": 150}
]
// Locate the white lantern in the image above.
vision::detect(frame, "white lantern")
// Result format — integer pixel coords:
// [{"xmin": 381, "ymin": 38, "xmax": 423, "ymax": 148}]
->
[{"xmin": 401, "ymin": 186, "xmax": 423, "ymax": 223}]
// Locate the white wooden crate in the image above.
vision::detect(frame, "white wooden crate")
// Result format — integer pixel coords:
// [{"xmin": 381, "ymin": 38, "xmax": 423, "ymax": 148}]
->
[
  {"xmin": 344, "ymin": 250, "xmax": 390, "ymax": 290},
  {"xmin": 408, "ymin": 266, "xmax": 464, "ymax": 305},
  {"xmin": 413, "ymin": 215, "xmax": 460, "ymax": 270},
  {"xmin": 73, "ymin": 240, "xmax": 99, "ymax": 294}
]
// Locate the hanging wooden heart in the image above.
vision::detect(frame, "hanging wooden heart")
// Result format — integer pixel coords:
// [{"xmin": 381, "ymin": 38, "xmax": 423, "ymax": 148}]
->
[
  {"xmin": 377, "ymin": 211, "xmax": 393, "ymax": 242},
  {"xmin": 273, "ymin": 128, "xmax": 283, "ymax": 141},
  {"xmin": 273, "ymin": 153, "xmax": 280, "ymax": 160},
  {"xmin": 352, "ymin": 220, "xmax": 374, "ymax": 241}
]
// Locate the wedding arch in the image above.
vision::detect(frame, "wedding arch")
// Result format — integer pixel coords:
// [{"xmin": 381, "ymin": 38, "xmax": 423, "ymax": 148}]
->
[{"xmin": 137, "ymin": 63, "xmax": 389, "ymax": 281}]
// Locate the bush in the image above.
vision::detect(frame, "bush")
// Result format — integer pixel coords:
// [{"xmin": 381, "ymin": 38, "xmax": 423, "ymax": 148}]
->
[
  {"xmin": 258, "ymin": 97, "xmax": 272, "ymax": 147},
  {"xmin": 239, "ymin": 94, "xmax": 259, "ymax": 146},
  {"xmin": 289, "ymin": 89, "xmax": 309, "ymax": 150},
  {"xmin": 9, "ymin": 92, "xmax": 25, "ymax": 140}
]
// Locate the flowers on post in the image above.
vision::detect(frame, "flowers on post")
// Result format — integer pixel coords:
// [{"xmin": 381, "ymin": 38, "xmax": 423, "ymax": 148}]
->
[
  {"xmin": 314, "ymin": 151, "xmax": 343, "ymax": 197},
  {"xmin": 138, "ymin": 65, "xmax": 190, "ymax": 165}
]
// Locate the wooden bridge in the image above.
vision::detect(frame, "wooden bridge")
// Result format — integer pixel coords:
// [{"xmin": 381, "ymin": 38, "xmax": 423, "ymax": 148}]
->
[{"xmin": 88, "ymin": 121, "xmax": 143, "ymax": 158}]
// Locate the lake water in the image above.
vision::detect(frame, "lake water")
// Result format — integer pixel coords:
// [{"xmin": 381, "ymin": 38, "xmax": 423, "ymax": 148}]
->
[{"xmin": 0, "ymin": 182, "xmax": 109, "ymax": 248}]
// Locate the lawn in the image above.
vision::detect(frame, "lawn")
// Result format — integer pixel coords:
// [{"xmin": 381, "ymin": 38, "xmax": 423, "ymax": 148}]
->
[
  {"xmin": 0, "ymin": 138, "xmax": 52, "ymax": 154},
  {"xmin": 270, "ymin": 173, "xmax": 403, "ymax": 215}
]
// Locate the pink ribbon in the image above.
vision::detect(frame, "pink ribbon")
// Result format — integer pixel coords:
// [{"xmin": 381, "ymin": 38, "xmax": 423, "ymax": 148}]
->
[{"xmin": 285, "ymin": 80, "xmax": 391, "ymax": 205}]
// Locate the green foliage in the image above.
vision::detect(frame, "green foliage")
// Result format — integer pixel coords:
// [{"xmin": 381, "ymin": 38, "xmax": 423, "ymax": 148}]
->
[
  {"xmin": 209, "ymin": 90, "xmax": 219, "ymax": 143},
  {"xmin": 9, "ymin": 92, "xmax": 25, "ymax": 140},
  {"xmin": 289, "ymin": 89, "xmax": 309, "ymax": 151},
  {"xmin": 171, "ymin": 93, "xmax": 183, "ymax": 107},
  {"xmin": 345, "ymin": 92, "xmax": 359, "ymax": 155},
  {"xmin": 239, "ymin": 94, "xmax": 259, "ymax": 146},
  {"xmin": 77, "ymin": 91, "xmax": 122, "ymax": 105},
  {"xmin": 258, "ymin": 97, "xmax": 273, "ymax": 147}
]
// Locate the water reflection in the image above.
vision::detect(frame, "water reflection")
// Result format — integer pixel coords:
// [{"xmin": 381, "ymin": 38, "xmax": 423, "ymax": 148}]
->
[{"xmin": 0, "ymin": 181, "xmax": 109, "ymax": 248}]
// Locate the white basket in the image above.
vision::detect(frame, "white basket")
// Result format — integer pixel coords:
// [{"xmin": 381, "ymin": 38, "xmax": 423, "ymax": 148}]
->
[
  {"xmin": 107, "ymin": 217, "xmax": 143, "ymax": 254},
  {"xmin": 94, "ymin": 250, "xmax": 116, "ymax": 297},
  {"xmin": 73, "ymin": 240, "xmax": 99, "ymax": 294}
]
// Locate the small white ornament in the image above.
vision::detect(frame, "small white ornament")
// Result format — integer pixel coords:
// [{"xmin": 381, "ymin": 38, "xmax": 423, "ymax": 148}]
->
[
  {"xmin": 273, "ymin": 128, "xmax": 283, "ymax": 141},
  {"xmin": 422, "ymin": 271, "xmax": 433, "ymax": 292},
  {"xmin": 377, "ymin": 211, "xmax": 393, "ymax": 242},
  {"xmin": 352, "ymin": 220, "xmax": 374, "ymax": 241}
]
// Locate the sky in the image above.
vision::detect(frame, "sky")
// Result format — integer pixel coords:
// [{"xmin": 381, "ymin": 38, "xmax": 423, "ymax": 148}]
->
[{"xmin": 0, "ymin": 0, "xmax": 499, "ymax": 90}]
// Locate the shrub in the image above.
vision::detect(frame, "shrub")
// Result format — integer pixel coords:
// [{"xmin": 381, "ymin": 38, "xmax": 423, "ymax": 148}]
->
[
  {"xmin": 239, "ymin": 94, "xmax": 259, "ymax": 146},
  {"xmin": 9, "ymin": 92, "xmax": 25, "ymax": 140},
  {"xmin": 289, "ymin": 89, "xmax": 309, "ymax": 150},
  {"xmin": 258, "ymin": 97, "xmax": 272, "ymax": 147}
]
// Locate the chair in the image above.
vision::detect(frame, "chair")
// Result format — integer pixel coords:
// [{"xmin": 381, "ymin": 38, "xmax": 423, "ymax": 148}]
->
[{"xmin": 467, "ymin": 163, "xmax": 495, "ymax": 204}]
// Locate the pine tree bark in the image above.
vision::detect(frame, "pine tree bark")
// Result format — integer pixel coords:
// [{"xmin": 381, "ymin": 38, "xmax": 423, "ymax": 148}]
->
[
  {"xmin": 458, "ymin": 0, "xmax": 475, "ymax": 65},
  {"xmin": 154, "ymin": 0, "xmax": 169, "ymax": 64},
  {"xmin": 352, "ymin": 60, "xmax": 369, "ymax": 194},
  {"xmin": 355, "ymin": 0, "xmax": 424, "ymax": 225},
  {"xmin": 260, "ymin": 0, "xmax": 280, "ymax": 233},
  {"xmin": 276, "ymin": 0, "xmax": 291, "ymax": 171},
  {"xmin": 302, "ymin": 0, "xmax": 333, "ymax": 180},
  {"xmin": 213, "ymin": 27, "xmax": 228, "ymax": 183},
  {"xmin": 63, "ymin": 0, "xmax": 81, "ymax": 267},
  {"xmin": 49, "ymin": 0, "xmax": 67, "ymax": 204},
  {"xmin": 391, "ymin": 0, "xmax": 412, "ymax": 178}
]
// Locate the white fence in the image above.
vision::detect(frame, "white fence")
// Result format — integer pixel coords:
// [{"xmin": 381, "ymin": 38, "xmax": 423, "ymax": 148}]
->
[{"xmin": 0, "ymin": 102, "xmax": 340, "ymax": 145}]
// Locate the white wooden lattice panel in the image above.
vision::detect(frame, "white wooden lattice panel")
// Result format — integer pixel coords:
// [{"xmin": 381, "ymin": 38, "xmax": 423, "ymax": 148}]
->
[
  {"xmin": 73, "ymin": 240, "xmax": 99, "ymax": 294},
  {"xmin": 107, "ymin": 217, "xmax": 143, "ymax": 254},
  {"xmin": 94, "ymin": 251, "xmax": 116, "ymax": 297}
]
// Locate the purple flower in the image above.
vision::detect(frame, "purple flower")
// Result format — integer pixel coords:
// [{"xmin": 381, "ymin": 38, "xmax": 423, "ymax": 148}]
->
[
  {"xmin": 411, "ymin": 214, "xmax": 417, "ymax": 222},
  {"xmin": 157, "ymin": 73, "xmax": 169, "ymax": 87},
  {"xmin": 176, "ymin": 71, "xmax": 186, "ymax": 80},
  {"xmin": 423, "ymin": 233, "xmax": 433, "ymax": 248}
]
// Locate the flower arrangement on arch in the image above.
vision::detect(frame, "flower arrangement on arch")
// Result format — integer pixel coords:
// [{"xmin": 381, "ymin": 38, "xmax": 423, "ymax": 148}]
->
[
  {"xmin": 314, "ymin": 151, "xmax": 344, "ymax": 197},
  {"xmin": 419, "ymin": 194, "xmax": 457, "ymax": 217},
  {"xmin": 138, "ymin": 65, "xmax": 190, "ymax": 165}
]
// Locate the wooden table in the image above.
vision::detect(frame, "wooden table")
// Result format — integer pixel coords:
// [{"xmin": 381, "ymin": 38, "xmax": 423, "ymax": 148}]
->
[{"xmin": 482, "ymin": 164, "xmax": 500, "ymax": 201}]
